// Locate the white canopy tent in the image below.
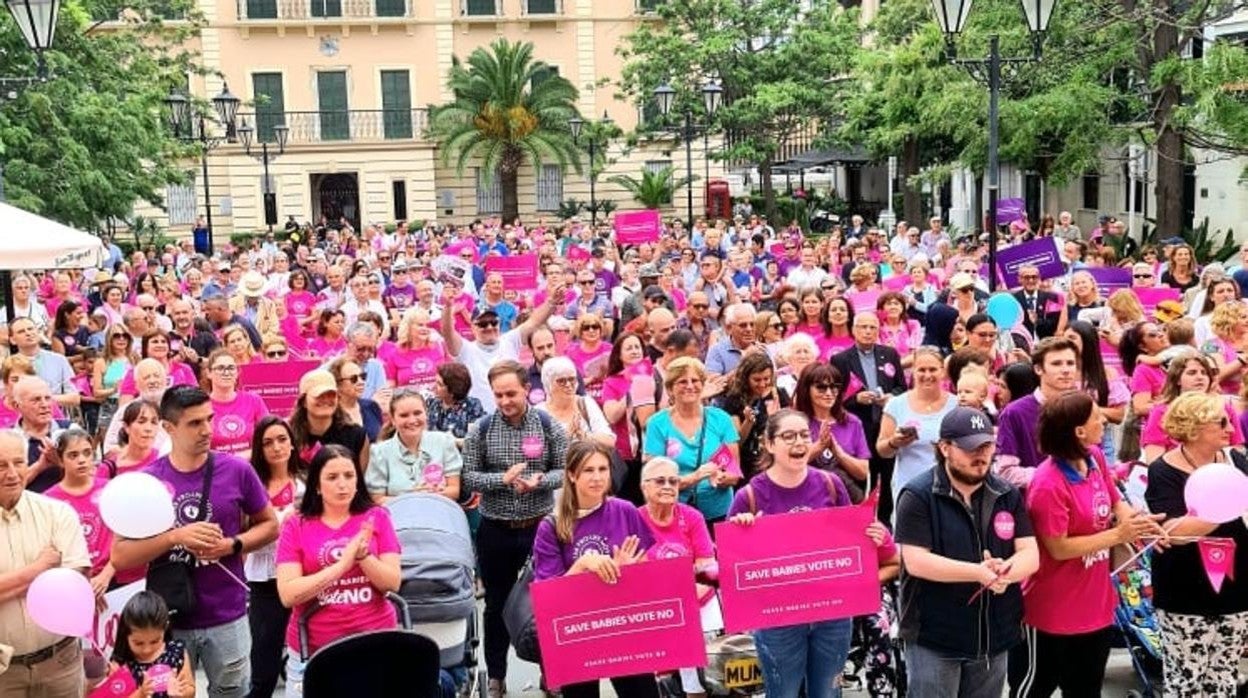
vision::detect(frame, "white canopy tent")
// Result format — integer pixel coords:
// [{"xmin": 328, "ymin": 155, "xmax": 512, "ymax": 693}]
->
[{"xmin": 0, "ymin": 201, "xmax": 107, "ymax": 270}]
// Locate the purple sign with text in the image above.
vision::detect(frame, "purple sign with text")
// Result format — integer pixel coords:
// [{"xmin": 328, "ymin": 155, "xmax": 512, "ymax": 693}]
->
[
  {"xmin": 485, "ymin": 253, "xmax": 540, "ymax": 292},
  {"xmin": 1087, "ymin": 267, "xmax": 1132, "ymax": 294},
  {"xmin": 239, "ymin": 360, "xmax": 320, "ymax": 417},
  {"xmin": 996, "ymin": 198, "xmax": 1027, "ymax": 225},
  {"xmin": 615, "ymin": 209, "xmax": 662, "ymax": 245},
  {"xmin": 995, "ymin": 238, "xmax": 1064, "ymax": 288}
]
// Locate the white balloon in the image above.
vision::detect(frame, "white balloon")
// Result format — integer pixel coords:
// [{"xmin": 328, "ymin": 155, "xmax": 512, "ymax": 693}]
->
[{"xmin": 100, "ymin": 472, "xmax": 175, "ymax": 539}]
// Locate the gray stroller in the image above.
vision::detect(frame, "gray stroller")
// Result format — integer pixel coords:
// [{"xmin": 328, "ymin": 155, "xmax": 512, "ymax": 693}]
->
[{"xmin": 385, "ymin": 492, "xmax": 483, "ymax": 697}]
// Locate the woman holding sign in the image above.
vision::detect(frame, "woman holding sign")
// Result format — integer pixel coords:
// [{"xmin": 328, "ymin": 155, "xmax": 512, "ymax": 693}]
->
[
  {"xmin": 531, "ymin": 440, "xmax": 658, "ymax": 698},
  {"xmin": 643, "ymin": 357, "xmax": 741, "ymax": 526},
  {"xmin": 1145, "ymin": 392, "xmax": 1248, "ymax": 696},
  {"xmin": 726, "ymin": 409, "xmax": 896, "ymax": 698}
]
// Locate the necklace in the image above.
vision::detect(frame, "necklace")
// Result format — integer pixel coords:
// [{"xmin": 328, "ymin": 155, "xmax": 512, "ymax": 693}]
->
[{"xmin": 1177, "ymin": 445, "xmax": 1221, "ymax": 472}]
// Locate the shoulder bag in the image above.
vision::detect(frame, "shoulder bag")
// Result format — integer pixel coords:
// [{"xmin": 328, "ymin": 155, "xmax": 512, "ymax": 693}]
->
[{"xmin": 147, "ymin": 454, "xmax": 214, "ymax": 622}]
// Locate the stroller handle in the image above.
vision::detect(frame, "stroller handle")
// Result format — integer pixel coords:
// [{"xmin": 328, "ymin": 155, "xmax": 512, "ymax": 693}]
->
[{"xmin": 297, "ymin": 591, "xmax": 413, "ymax": 662}]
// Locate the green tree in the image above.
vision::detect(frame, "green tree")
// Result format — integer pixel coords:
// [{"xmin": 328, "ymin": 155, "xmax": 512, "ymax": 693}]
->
[
  {"xmin": 428, "ymin": 38, "xmax": 581, "ymax": 222},
  {"xmin": 0, "ymin": 0, "xmax": 203, "ymax": 231},
  {"xmin": 617, "ymin": 0, "xmax": 861, "ymax": 223},
  {"xmin": 607, "ymin": 166, "xmax": 693, "ymax": 209}
]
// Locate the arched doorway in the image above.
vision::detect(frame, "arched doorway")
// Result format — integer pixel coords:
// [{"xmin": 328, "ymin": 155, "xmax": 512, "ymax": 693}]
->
[{"xmin": 311, "ymin": 172, "xmax": 360, "ymax": 230}]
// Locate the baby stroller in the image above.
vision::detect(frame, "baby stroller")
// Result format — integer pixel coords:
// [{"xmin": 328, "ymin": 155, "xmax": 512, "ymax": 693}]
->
[
  {"xmin": 1111, "ymin": 473, "xmax": 1165, "ymax": 697},
  {"xmin": 298, "ymin": 592, "xmax": 444, "ymax": 698},
  {"xmin": 386, "ymin": 492, "xmax": 483, "ymax": 698},
  {"xmin": 657, "ymin": 594, "xmax": 765, "ymax": 698}
]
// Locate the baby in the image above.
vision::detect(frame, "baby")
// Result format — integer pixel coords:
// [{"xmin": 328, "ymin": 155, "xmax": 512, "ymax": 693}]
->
[{"xmin": 956, "ymin": 370, "xmax": 991, "ymax": 412}]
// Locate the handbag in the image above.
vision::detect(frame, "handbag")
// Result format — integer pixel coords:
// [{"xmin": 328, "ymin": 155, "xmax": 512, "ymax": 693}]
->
[
  {"xmin": 147, "ymin": 454, "xmax": 214, "ymax": 623},
  {"xmin": 503, "ymin": 515, "xmax": 555, "ymax": 664}
]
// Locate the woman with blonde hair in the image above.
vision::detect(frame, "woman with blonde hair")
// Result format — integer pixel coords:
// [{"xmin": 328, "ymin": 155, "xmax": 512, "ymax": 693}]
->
[
  {"xmin": 1101, "ymin": 289, "xmax": 1144, "ymax": 347},
  {"xmin": 1204, "ymin": 300, "xmax": 1248, "ymax": 394},
  {"xmin": 565, "ymin": 312, "xmax": 611, "ymax": 400},
  {"xmin": 0, "ymin": 354, "xmax": 36, "ymax": 428},
  {"xmin": 222, "ymin": 323, "xmax": 258, "ymax": 366},
  {"xmin": 1160, "ymin": 243, "xmax": 1199, "ymax": 292},
  {"xmin": 93, "ymin": 324, "xmax": 136, "ymax": 432},
  {"xmin": 1141, "ymin": 350, "xmax": 1245, "ymax": 461},
  {"xmin": 384, "ymin": 307, "xmax": 446, "ymax": 392}
]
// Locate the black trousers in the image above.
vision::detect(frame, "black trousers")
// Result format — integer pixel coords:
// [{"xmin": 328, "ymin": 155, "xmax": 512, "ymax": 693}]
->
[
  {"xmin": 870, "ymin": 455, "xmax": 896, "ymax": 525},
  {"xmin": 560, "ymin": 673, "xmax": 660, "ymax": 698},
  {"xmin": 247, "ymin": 580, "xmax": 290, "ymax": 698},
  {"xmin": 1007, "ymin": 625, "xmax": 1112, "ymax": 698},
  {"xmin": 477, "ymin": 516, "xmax": 539, "ymax": 682}
]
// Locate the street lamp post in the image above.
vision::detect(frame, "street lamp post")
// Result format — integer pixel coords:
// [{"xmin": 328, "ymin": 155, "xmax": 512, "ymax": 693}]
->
[
  {"xmin": 879, "ymin": 155, "xmax": 898, "ymax": 232},
  {"xmin": 1, "ymin": 0, "xmax": 61, "ymax": 324},
  {"xmin": 653, "ymin": 80, "xmax": 722, "ymax": 229},
  {"xmin": 932, "ymin": 0, "xmax": 1056, "ymax": 292},
  {"xmin": 237, "ymin": 118, "xmax": 289, "ymax": 233},
  {"xmin": 164, "ymin": 83, "xmax": 242, "ymax": 257},
  {"xmin": 568, "ymin": 111, "xmax": 613, "ymax": 227}
]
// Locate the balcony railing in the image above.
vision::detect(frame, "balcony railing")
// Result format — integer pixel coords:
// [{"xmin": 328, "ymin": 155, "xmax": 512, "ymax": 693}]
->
[
  {"xmin": 237, "ymin": 0, "xmax": 413, "ymax": 20},
  {"xmin": 237, "ymin": 109, "xmax": 429, "ymax": 144}
]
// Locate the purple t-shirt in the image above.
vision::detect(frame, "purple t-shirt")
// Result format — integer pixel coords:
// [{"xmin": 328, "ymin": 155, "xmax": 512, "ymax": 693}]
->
[
  {"xmin": 811, "ymin": 414, "xmax": 871, "ymax": 460},
  {"xmin": 382, "ymin": 283, "xmax": 417, "ymax": 312},
  {"xmin": 144, "ymin": 452, "xmax": 269, "ymax": 629},
  {"xmin": 593, "ymin": 269, "xmax": 619, "ymax": 302},
  {"xmin": 728, "ymin": 468, "xmax": 850, "ymax": 516},
  {"xmin": 531, "ymin": 498, "xmax": 655, "ymax": 580},
  {"xmin": 996, "ymin": 394, "xmax": 1043, "ymax": 484}
]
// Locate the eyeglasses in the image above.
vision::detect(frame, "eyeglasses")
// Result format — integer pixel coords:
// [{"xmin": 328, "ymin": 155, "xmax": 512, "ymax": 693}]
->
[
  {"xmin": 645, "ymin": 476, "xmax": 681, "ymax": 487},
  {"xmin": 553, "ymin": 376, "xmax": 577, "ymax": 387},
  {"xmin": 378, "ymin": 256, "xmax": 391, "ymax": 261},
  {"xmin": 581, "ymin": 324, "xmax": 601, "ymax": 331},
  {"xmin": 140, "ymin": 305, "xmax": 157, "ymax": 311},
  {"xmin": 820, "ymin": 284, "xmax": 836, "ymax": 291},
  {"xmin": 266, "ymin": 349, "xmax": 288, "ymax": 358},
  {"xmin": 811, "ymin": 383, "xmax": 836, "ymax": 393},
  {"xmin": 339, "ymin": 374, "xmax": 365, "ymax": 384},
  {"xmin": 211, "ymin": 365, "xmax": 238, "ymax": 374},
  {"xmin": 1019, "ymin": 274, "xmax": 1039, "ymax": 281},
  {"xmin": 475, "ymin": 320, "xmax": 500, "ymax": 328},
  {"xmin": 368, "ymin": 279, "xmax": 381, "ymax": 285},
  {"xmin": 775, "ymin": 430, "xmax": 812, "ymax": 444},
  {"xmin": 1133, "ymin": 274, "xmax": 1153, "ymax": 279},
  {"xmin": 768, "ymin": 322, "xmax": 783, "ymax": 329},
  {"xmin": 579, "ymin": 280, "xmax": 596, "ymax": 286}
]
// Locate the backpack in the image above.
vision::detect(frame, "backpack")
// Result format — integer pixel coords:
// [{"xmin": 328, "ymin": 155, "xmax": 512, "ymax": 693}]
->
[{"xmin": 740, "ymin": 469, "xmax": 849, "ymax": 514}]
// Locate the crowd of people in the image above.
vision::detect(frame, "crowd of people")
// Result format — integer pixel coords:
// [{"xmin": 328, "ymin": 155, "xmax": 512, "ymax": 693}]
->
[{"xmin": 0, "ymin": 208, "xmax": 1245, "ymax": 698}]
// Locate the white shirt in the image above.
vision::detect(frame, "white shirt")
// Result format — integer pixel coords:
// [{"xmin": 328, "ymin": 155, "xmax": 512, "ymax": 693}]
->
[
  {"xmin": 455, "ymin": 329, "xmax": 523, "ymax": 412},
  {"xmin": 786, "ymin": 265, "xmax": 828, "ymax": 290}
]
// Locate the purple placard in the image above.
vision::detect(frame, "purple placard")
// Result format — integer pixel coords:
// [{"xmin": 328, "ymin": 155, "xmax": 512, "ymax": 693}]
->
[
  {"xmin": 996, "ymin": 198, "xmax": 1026, "ymax": 225},
  {"xmin": 484, "ymin": 253, "xmax": 539, "ymax": 292},
  {"xmin": 1087, "ymin": 267, "xmax": 1132, "ymax": 294},
  {"xmin": 238, "ymin": 359, "xmax": 320, "ymax": 417},
  {"xmin": 995, "ymin": 238, "xmax": 1064, "ymax": 288},
  {"xmin": 615, "ymin": 210, "xmax": 661, "ymax": 245}
]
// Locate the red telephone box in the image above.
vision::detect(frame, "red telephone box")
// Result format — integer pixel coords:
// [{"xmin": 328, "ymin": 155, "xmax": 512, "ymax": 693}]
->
[{"xmin": 705, "ymin": 179, "xmax": 732, "ymax": 221}]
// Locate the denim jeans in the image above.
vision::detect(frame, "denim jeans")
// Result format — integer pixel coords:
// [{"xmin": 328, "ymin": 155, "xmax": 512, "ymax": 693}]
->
[
  {"xmin": 174, "ymin": 615, "xmax": 252, "ymax": 698},
  {"xmin": 753, "ymin": 618, "xmax": 852, "ymax": 698},
  {"xmin": 904, "ymin": 643, "xmax": 1007, "ymax": 698}
]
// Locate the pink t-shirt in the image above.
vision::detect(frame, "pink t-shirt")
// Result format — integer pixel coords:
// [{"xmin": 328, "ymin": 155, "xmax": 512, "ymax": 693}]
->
[
  {"xmin": 307, "ymin": 336, "xmax": 347, "ymax": 359},
  {"xmin": 600, "ymin": 363, "xmax": 656, "ymax": 459},
  {"xmin": 210, "ymin": 391, "xmax": 269, "ymax": 454},
  {"xmin": 384, "ymin": 344, "xmax": 446, "ymax": 391},
  {"xmin": 0, "ymin": 403, "xmax": 18, "ymax": 430},
  {"xmin": 117, "ymin": 361, "xmax": 198, "ymax": 397},
  {"xmin": 565, "ymin": 342, "xmax": 612, "ymax": 400},
  {"xmin": 1128, "ymin": 363, "xmax": 1166, "ymax": 399},
  {"xmin": 1141, "ymin": 399, "xmax": 1244, "ymax": 451},
  {"xmin": 286, "ymin": 291, "xmax": 318, "ymax": 323},
  {"xmin": 638, "ymin": 503, "xmax": 714, "ymax": 562},
  {"xmin": 276, "ymin": 508, "xmax": 402, "ymax": 654},
  {"xmin": 99, "ymin": 448, "xmax": 160, "ymax": 479},
  {"xmin": 1023, "ymin": 450, "xmax": 1121, "ymax": 634},
  {"xmin": 45, "ymin": 477, "xmax": 112, "ymax": 577},
  {"xmin": 817, "ymin": 334, "xmax": 854, "ymax": 361}
]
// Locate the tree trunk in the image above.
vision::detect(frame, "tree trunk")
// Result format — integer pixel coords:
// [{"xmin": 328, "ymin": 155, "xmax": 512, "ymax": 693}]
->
[
  {"xmin": 901, "ymin": 136, "xmax": 922, "ymax": 227},
  {"xmin": 1150, "ymin": 0, "xmax": 1185, "ymax": 238},
  {"xmin": 760, "ymin": 158, "xmax": 777, "ymax": 224},
  {"xmin": 500, "ymin": 146, "xmax": 522, "ymax": 222}
]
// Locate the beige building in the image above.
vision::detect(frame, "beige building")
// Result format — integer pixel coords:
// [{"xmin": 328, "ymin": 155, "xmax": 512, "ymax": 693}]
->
[{"xmin": 130, "ymin": 0, "xmax": 727, "ymax": 240}]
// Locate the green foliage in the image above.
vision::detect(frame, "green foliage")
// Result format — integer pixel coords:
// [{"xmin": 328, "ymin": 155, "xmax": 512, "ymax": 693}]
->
[
  {"xmin": 0, "ymin": 0, "xmax": 203, "ymax": 231},
  {"xmin": 607, "ymin": 166, "xmax": 692, "ymax": 209},
  {"xmin": 1106, "ymin": 217, "xmax": 1237, "ymax": 265},
  {"xmin": 558, "ymin": 198, "xmax": 585, "ymax": 219},
  {"xmin": 428, "ymin": 39, "xmax": 581, "ymax": 221}
]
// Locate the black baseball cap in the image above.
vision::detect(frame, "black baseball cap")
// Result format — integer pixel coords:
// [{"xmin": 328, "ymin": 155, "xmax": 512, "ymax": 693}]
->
[{"xmin": 939, "ymin": 407, "xmax": 995, "ymax": 451}]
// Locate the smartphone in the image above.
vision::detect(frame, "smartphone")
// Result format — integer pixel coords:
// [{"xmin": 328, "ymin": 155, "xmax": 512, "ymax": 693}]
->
[{"xmin": 899, "ymin": 425, "xmax": 919, "ymax": 440}]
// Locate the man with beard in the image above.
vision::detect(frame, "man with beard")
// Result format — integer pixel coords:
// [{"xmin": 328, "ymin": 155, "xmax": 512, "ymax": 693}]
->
[
  {"xmin": 524, "ymin": 326, "xmax": 581, "ymax": 403},
  {"xmin": 994, "ymin": 337, "xmax": 1080, "ymax": 488},
  {"xmin": 894, "ymin": 406, "xmax": 1039, "ymax": 698}
]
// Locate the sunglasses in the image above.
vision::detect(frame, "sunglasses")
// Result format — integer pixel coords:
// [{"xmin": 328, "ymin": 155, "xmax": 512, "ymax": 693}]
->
[
  {"xmin": 690, "ymin": 303, "xmax": 709, "ymax": 310},
  {"xmin": 768, "ymin": 322, "xmax": 782, "ymax": 329},
  {"xmin": 1133, "ymin": 274, "xmax": 1153, "ymax": 279},
  {"xmin": 475, "ymin": 320, "xmax": 499, "ymax": 328},
  {"xmin": 339, "ymin": 374, "xmax": 364, "ymax": 384},
  {"xmin": 579, "ymin": 280, "xmax": 595, "ymax": 286},
  {"xmin": 553, "ymin": 376, "xmax": 577, "ymax": 387},
  {"xmin": 581, "ymin": 324, "xmax": 601, "ymax": 331},
  {"xmin": 266, "ymin": 349, "xmax": 287, "ymax": 358},
  {"xmin": 645, "ymin": 476, "xmax": 681, "ymax": 487},
  {"xmin": 811, "ymin": 383, "xmax": 836, "ymax": 393}
]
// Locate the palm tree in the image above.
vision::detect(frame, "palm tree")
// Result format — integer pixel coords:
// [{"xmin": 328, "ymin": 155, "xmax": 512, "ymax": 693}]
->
[
  {"xmin": 607, "ymin": 166, "xmax": 694, "ymax": 210},
  {"xmin": 428, "ymin": 39, "xmax": 580, "ymax": 222}
]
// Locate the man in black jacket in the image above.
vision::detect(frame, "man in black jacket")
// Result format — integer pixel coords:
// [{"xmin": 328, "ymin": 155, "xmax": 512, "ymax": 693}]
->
[
  {"xmin": 894, "ymin": 407, "xmax": 1039, "ymax": 698},
  {"xmin": 831, "ymin": 312, "xmax": 907, "ymax": 520},
  {"xmin": 1012, "ymin": 264, "xmax": 1061, "ymax": 340}
]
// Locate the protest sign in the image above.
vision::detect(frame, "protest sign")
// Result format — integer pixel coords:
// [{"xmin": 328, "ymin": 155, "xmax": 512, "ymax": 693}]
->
[
  {"xmin": 89, "ymin": 580, "xmax": 146, "ymax": 660},
  {"xmin": 995, "ymin": 238, "xmax": 1064, "ymax": 288},
  {"xmin": 431, "ymin": 255, "xmax": 474, "ymax": 287},
  {"xmin": 1133, "ymin": 286, "xmax": 1182, "ymax": 314},
  {"xmin": 532, "ymin": 557, "xmax": 705, "ymax": 688},
  {"xmin": 1087, "ymin": 267, "xmax": 1131, "ymax": 294},
  {"xmin": 714, "ymin": 505, "xmax": 880, "ymax": 633},
  {"xmin": 615, "ymin": 210, "xmax": 662, "ymax": 245},
  {"xmin": 996, "ymin": 198, "xmax": 1026, "ymax": 225},
  {"xmin": 567, "ymin": 245, "xmax": 591, "ymax": 264},
  {"xmin": 485, "ymin": 253, "xmax": 540, "ymax": 292},
  {"xmin": 239, "ymin": 360, "xmax": 320, "ymax": 416}
]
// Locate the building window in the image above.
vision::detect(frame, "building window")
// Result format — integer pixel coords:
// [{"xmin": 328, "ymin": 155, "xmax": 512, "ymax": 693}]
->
[
  {"xmin": 375, "ymin": 0, "xmax": 406, "ymax": 17},
  {"xmin": 244, "ymin": 0, "xmax": 277, "ymax": 19},
  {"xmin": 1081, "ymin": 172, "xmax": 1099, "ymax": 211},
  {"xmin": 463, "ymin": 0, "xmax": 496, "ymax": 15},
  {"xmin": 645, "ymin": 159, "xmax": 674, "ymax": 204},
  {"xmin": 530, "ymin": 66, "xmax": 559, "ymax": 93},
  {"xmin": 536, "ymin": 164, "xmax": 563, "ymax": 212},
  {"xmin": 637, "ymin": 0, "xmax": 663, "ymax": 12},
  {"xmin": 393, "ymin": 180, "xmax": 408, "ymax": 220},
  {"xmin": 380, "ymin": 70, "xmax": 412, "ymax": 139},
  {"xmin": 639, "ymin": 101, "xmax": 662, "ymax": 130},
  {"xmin": 310, "ymin": 0, "xmax": 341, "ymax": 16},
  {"xmin": 166, "ymin": 182, "xmax": 197, "ymax": 226},
  {"xmin": 317, "ymin": 71, "xmax": 350, "ymax": 142},
  {"xmin": 1122, "ymin": 165, "xmax": 1144, "ymax": 213},
  {"xmin": 476, "ymin": 168, "xmax": 502, "ymax": 214},
  {"xmin": 252, "ymin": 72, "xmax": 286, "ymax": 143},
  {"xmin": 525, "ymin": 0, "xmax": 557, "ymax": 13}
]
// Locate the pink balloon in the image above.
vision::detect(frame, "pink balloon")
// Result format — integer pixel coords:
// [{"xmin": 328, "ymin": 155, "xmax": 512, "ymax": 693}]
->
[
  {"xmin": 26, "ymin": 568, "xmax": 94, "ymax": 637},
  {"xmin": 1184, "ymin": 463, "xmax": 1248, "ymax": 524}
]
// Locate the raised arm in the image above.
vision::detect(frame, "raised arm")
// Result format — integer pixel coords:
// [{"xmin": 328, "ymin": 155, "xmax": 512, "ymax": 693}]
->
[{"xmin": 438, "ymin": 285, "xmax": 464, "ymax": 357}]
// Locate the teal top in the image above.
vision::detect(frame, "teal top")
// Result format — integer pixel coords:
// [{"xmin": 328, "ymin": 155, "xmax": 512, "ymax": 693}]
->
[
  {"xmin": 366, "ymin": 430, "xmax": 462, "ymax": 496},
  {"xmin": 643, "ymin": 406, "xmax": 739, "ymax": 520}
]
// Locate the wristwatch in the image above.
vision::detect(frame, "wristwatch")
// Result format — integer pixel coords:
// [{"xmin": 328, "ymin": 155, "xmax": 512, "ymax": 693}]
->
[{"xmin": 231, "ymin": 537, "xmax": 243, "ymax": 556}]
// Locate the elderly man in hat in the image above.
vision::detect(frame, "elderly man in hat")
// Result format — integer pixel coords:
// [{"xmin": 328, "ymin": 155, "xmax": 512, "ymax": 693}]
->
[
  {"xmin": 619, "ymin": 263, "xmax": 664, "ymax": 329},
  {"xmin": 228, "ymin": 271, "xmax": 281, "ymax": 338}
]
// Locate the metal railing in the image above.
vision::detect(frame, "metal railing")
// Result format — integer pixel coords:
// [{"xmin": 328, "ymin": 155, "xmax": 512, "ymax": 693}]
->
[
  {"xmin": 236, "ymin": 109, "xmax": 429, "ymax": 144},
  {"xmin": 237, "ymin": 0, "xmax": 413, "ymax": 20}
]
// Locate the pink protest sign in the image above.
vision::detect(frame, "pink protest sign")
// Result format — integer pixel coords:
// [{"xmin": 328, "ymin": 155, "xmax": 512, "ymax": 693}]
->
[
  {"xmin": 531, "ymin": 557, "xmax": 705, "ymax": 688},
  {"xmin": 238, "ymin": 360, "xmax": 320, "ymax": 417},
  {"xmin": 883, "ymin": 274, "xmax": 909, "ymax": 291},
  {"xmin": 714, "ymin": 505, "xmax": 881, "ymax": 632},
  {"xmin": 615, "ymin": 210, "xmax": 662, "ymax": 245},
  {"xmin": 485, "ymin": 254, "xmax": 540, "ymax": 292},
  {"xmin": 710, "ymin": 443, "xmax": 742, "ymax": 478},
  {"xmin": 88, "ymin": 665, "xmax": 138, "ymax": 698},
  {"xmin": 846, "ymin": 289, "xmax": 881, "ymax": 314},
  {"xmin": 1133, "ymin": 287, "xmax": 1181, "ymax": 314},
  {"xmin": 566, "ymin": 245, "xmax": 591, "ymax": 264}
]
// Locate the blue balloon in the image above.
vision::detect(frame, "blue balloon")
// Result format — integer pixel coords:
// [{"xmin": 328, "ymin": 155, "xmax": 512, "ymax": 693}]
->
[{"xmin": 985, "ymin": 293, "xmax": 1023, "ymax": 329}]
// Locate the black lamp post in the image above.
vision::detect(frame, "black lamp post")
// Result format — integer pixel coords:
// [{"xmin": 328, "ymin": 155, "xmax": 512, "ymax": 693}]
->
[
  {"xmin": 1, "ymin": 0, "xmax": 61, "ymax": 325},
  {"xmin": 568, "ymin": 110, "xmax": 613, "ymax": 227},
  {"xmin": 237, "ymin": 118, "xmax": 289, "ymax": 233},
  {"xmin": 932, "ymin": 0, "xmax": 1056, "ymax": 292},
  {"xmin": 653, "ymin": 80, "xmax": 722, "ymax": 229},
  {"xmin": 165, "ymin": 83, "xmax": 241, "ymax": 256}
]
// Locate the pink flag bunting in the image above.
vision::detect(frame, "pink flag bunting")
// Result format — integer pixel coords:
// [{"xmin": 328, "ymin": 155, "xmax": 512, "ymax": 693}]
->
[{"xmin": 1197, "ymin": 537, "xmax": 1237, "ymax": 593}]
